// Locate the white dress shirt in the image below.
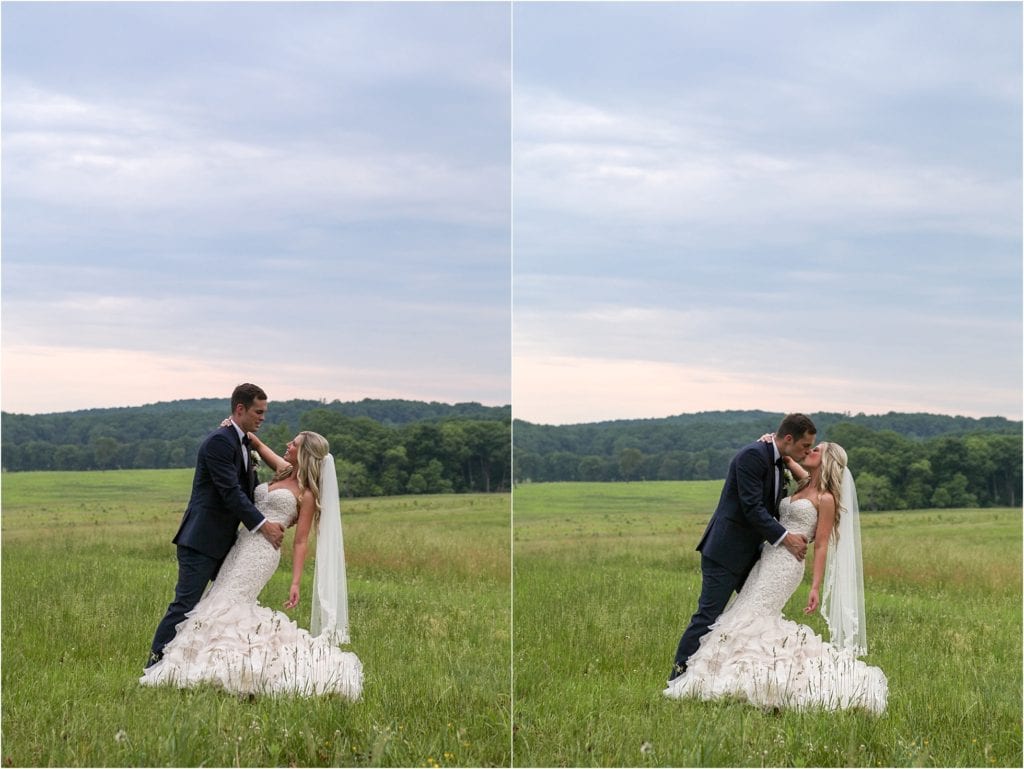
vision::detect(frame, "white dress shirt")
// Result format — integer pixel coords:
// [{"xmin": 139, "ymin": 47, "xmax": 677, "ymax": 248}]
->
[
  {"xmin": 770, "ymin": 441, "xmax": 786, "ymax": 547},
  {"xmin": 230, "ymin": 419, "xmax": 264, "ymax": 531}
]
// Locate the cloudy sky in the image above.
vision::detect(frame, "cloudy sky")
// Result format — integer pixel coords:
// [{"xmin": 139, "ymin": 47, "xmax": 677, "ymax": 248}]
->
[
  {"xmin": 513, "ymin": 2, "xmax": 1022, "ymax": 424},
  {"xmin": 3, "ymin": 2, "xmax": 510, "ymax": 414},
  {"xmin": 4, "ymin": 2, "xmax": 1021, "ymax": 425}
]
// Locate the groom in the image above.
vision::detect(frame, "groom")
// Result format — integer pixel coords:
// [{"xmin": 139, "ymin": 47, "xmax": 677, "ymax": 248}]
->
[
  {"xmin": 145, "ymin": 382, "xmax": 286, "ymax": 669},
  {"xmin": 669, "ymin": 413, "xmax": 817, "ymax": 682}
]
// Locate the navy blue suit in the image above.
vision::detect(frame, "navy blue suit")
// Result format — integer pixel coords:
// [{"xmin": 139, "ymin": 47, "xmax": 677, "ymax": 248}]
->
[
  {"xmin": 148, "ymin": 426, "xmax": 266, "ymax": 663},
  {"xmin": 671, "ymin": 440, "xmax": 788, "ymax": 678}
]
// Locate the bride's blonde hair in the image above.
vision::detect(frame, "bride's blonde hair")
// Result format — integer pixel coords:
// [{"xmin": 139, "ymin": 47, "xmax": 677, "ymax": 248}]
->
[
  {"xmin": 813, "ymin": 442, "xmax": 848, "ymax": 541},
  {"xmin": 271, "ymin": 431, "xmax": 330, "ymax": 522}
]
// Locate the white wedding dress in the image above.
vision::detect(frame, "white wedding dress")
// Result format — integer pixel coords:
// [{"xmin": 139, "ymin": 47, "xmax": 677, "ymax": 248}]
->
[
  {"xmin": 664, "ymin": 497, "xmax": 887, "ymax": 713},
  {"xmin": 140, "ymin": 483, "xmax": 363, "ymax": 698}
]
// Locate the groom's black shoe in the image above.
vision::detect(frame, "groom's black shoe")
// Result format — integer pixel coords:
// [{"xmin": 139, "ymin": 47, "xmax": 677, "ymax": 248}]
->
[
  {"xmin": 144, "ymin": 650, "xmax": 163, "ymax": 670},
  {"xmin": 667, "ymin": 663, "xmax": 685, "ymax": 685}
]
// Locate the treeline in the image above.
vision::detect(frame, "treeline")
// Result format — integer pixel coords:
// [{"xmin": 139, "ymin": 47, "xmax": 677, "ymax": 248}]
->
[
  {"xmin": 1, "ymin": 398, "xmax": 511, "ymax": 497},
  {"xmin": 514, "ymin": 410, "xmax": 1022, "ymax": 510}
]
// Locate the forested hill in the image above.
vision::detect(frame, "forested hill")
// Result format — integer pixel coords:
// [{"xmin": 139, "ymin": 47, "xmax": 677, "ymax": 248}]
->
[
  {"xmin": 2, "ymin": 398, "xmax": 510, "ymax": 496},
  {"xmin": 3, "ymin": 397, "xmax": 507, "ymax": 431},
  {"xmin": 514, "ymin": 410, "xmax": 1022, "ymax": 510}
]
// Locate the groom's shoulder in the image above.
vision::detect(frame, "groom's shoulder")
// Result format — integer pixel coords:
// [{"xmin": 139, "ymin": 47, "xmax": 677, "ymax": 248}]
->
[
  {"xmin": 202, "ymin": 424, "xmax": 233, "ymax": 440},
  {"xmin": 734, "ymin": 440, "xmax": 769, "ymax": 463},
  {"xmin": 199, "ymin": 425, "xmax": 235, "ymax": 451}
]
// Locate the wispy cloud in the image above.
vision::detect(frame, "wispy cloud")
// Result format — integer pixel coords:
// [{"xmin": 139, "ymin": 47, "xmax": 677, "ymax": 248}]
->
[
  {"xmin": 4, "ymin": 81, "xmax": 507, "ymax": 227},
  {"xmin": 2, "ymin": 3, "xmax": 511, "ymax": 414},
  {"xmin": 516, "ymin": 88, "xmax": 1019, "ymax": 247},
  {"xmin": 513, "ymin": 2, "xmax": 1021, "ymax": 421}
]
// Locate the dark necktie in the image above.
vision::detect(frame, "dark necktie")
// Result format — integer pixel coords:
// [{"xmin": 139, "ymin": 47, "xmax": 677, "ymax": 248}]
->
[{"xmin": 775, "ymin": 457, "xmax": 787, "ymax": 504}]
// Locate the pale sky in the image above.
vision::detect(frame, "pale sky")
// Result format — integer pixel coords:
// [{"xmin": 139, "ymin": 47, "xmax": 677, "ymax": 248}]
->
[
  {"xmin": 513, "ymin": 1, "xmax": 1022, "ymax": 425},
  {"xmin": 4, "ymin": 2, "xmax": 1021, "ymax": 425},
  {"xmin": 2, "ymin": 1, "xmax": 511, "ymax": 414}
]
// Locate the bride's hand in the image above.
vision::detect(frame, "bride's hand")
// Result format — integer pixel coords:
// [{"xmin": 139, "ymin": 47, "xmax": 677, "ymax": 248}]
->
[
  {"xmin": 220, "ymin": 418, "xmax": 232, "ymax": 428},
  {"xmin": 284, "ymin": 585, "xmax": 300, "ymax": 610},
  {"xmin": 804, "ymin": 587, "xmax": 820, "ymax": 614},
  {"xmin": 758, "ymin": 433, "xmax": 774, "ymax": 443}
]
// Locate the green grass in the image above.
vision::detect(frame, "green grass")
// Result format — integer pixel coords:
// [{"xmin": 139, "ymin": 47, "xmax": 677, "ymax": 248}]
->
[
  {"xmin": 512, "ymin": 481, "xmax": 1022, "ymax": 767},
  {"xmin": 5, "ymin": 474, "xmax": 1020, "ymax": 766},
  {"xmin": 2, "ymin": 470, "xmax": 511, "ymax": 767}
]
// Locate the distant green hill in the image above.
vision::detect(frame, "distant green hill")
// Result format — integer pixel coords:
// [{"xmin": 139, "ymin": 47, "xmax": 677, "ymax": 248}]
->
[
  {"xmin": 1, "ymin": 398, "xmax": 510, "ymax": 496},
  {"xmin": 514, "ymin": 410, "xmax": 1021, "ymax": 510}
]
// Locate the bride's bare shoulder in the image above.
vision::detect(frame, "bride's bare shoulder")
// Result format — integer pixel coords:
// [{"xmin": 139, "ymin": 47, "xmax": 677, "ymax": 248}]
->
[{"xmin": 818, "ymin": 490, "xmax": 837, "ymax": 512}]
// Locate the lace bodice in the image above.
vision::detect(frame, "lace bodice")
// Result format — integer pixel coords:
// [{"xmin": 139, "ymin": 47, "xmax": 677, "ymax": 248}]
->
[
  {"xmin": 255, "ymin": 483, "xmax": 300, "ymax": 527},
  {"xmin": 200, "ymin": 484, "xmax": 296, "ymax": 605},
  {"xmin": 779, "ymin": 496, "xmax": 818, "ymax": 542},
  {"xmin": 724, "ymin": 497, "xmax": 818, "ymax": 618}
]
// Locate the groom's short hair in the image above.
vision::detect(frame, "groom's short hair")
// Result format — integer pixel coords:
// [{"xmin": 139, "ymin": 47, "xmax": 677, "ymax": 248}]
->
[
  {"xmin": 777, "ymin": 413, "xmax": 816, "ymax": 440},
  {"xmin": 231, "ymin": 383, "xmax": 267, "ymax": 411}
]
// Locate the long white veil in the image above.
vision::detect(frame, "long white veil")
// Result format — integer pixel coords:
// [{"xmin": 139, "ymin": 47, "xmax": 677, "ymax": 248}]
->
[
  {"xmin": 310, "ymin": 454, "xmax": 351, "ymax": 644},
  {"xmin": 821, "ymin": 466, "xmax": 867, "ymax": 656}
]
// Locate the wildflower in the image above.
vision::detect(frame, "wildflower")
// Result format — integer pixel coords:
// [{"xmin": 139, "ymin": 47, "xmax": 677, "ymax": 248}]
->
[
  {"xmin": 113, "ymin": 730, "xmax": 128, "ymax": 744},
  {"xmin": 640, "ymin": 741, "xmax": 653, "ymax": 755}
]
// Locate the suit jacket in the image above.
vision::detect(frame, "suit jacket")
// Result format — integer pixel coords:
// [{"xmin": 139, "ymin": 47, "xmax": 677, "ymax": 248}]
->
[
  {"xmin": 173, "ymin": 425, "xmax": 265, "ymax": 560},
  {"xmin": 696, "ymin": 440, "xmax": 788, "ymax": 578}
]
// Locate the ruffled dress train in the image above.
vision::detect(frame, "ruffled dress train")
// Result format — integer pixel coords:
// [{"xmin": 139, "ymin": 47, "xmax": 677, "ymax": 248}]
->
[
  {"xmin": 141, "ymin": 484, "xmax": 362, "ymax": 698},
  {"xmin": 664, "ymin": 498, "xmax": 886, "ymax": 713}
]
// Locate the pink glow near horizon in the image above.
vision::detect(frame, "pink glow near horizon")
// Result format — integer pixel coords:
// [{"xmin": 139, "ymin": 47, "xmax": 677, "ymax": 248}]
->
[
  {"xmin": 2, "ymin": 345, "xmax": 508, "ymax": 415},
  {"xmin": 512, "ymin": 354, "xmax": 1020, "ymax": 425},
  {"xmin": 4, "ymin": 344, "xmax": 1015, "ymax": 421}
]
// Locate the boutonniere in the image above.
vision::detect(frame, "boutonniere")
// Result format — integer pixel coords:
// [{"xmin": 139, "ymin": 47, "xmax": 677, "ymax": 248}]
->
[
  {"xmin": 782, "ymin": 468, "xmax": 794, "ymax": 485},
  {"xmin": 250, "ymin": 450, "xmax": 261, "ymax": 469}
]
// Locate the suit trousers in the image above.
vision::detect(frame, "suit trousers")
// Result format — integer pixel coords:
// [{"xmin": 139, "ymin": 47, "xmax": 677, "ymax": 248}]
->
[
  {"xmin": 148, "ymin": 544, "xmax": 222, "ymax": 661},
  {"xmin": 671, "ymin": 555, "xmax": 746, "ymax": 678}
]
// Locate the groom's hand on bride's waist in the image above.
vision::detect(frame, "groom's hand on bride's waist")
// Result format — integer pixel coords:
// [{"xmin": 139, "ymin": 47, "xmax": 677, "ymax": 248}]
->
[
  {"xmin": 260, "ymin": 521, "xmax": 285, "ymax": 549},
  {"xmin": 780, "ymin": 532, "xmax": 807, "ymax": 561}
]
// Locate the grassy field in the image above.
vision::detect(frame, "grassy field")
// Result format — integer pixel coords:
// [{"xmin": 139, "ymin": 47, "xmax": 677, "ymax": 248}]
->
[
  {"xmin": 512, "ymin": 481, "xmax": 1022, "ymax": 767},
  {"xmin": 1, "ymin": 470, "xmax": 511, "ymax": 767}
]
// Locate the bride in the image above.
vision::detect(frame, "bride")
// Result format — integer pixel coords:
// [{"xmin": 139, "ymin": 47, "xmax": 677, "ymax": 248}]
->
[
  {"xmin": 664, "ymin": 440, "xmax": 887, "ymax": 713},
  {"xmin": 140, "ymin": 430, "xmax": 362, "ymax": 698}
]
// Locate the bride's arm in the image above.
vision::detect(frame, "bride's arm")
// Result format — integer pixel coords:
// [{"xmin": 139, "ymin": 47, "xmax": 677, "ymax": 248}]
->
[
  {"xmin": 758, "ymin": 433, "xmax": 809, "ymax": 481},
  {"xmin": 284, "ymin": 489, "xmax": 316, "ymax": 609},
  {"xmin": 218, "ymin": 417, "xmax": 289, "ymax": 473},
  {"xmin": 784, "ymin": 455, "xmax": 809, "ymax": 482},
  {"xmin": 248, "ymin": 433, "xmax": 289, "ymax": 473},
  {"xmin": 804, "ymin": 493, "xmax": 836, "ymax": 614}
]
